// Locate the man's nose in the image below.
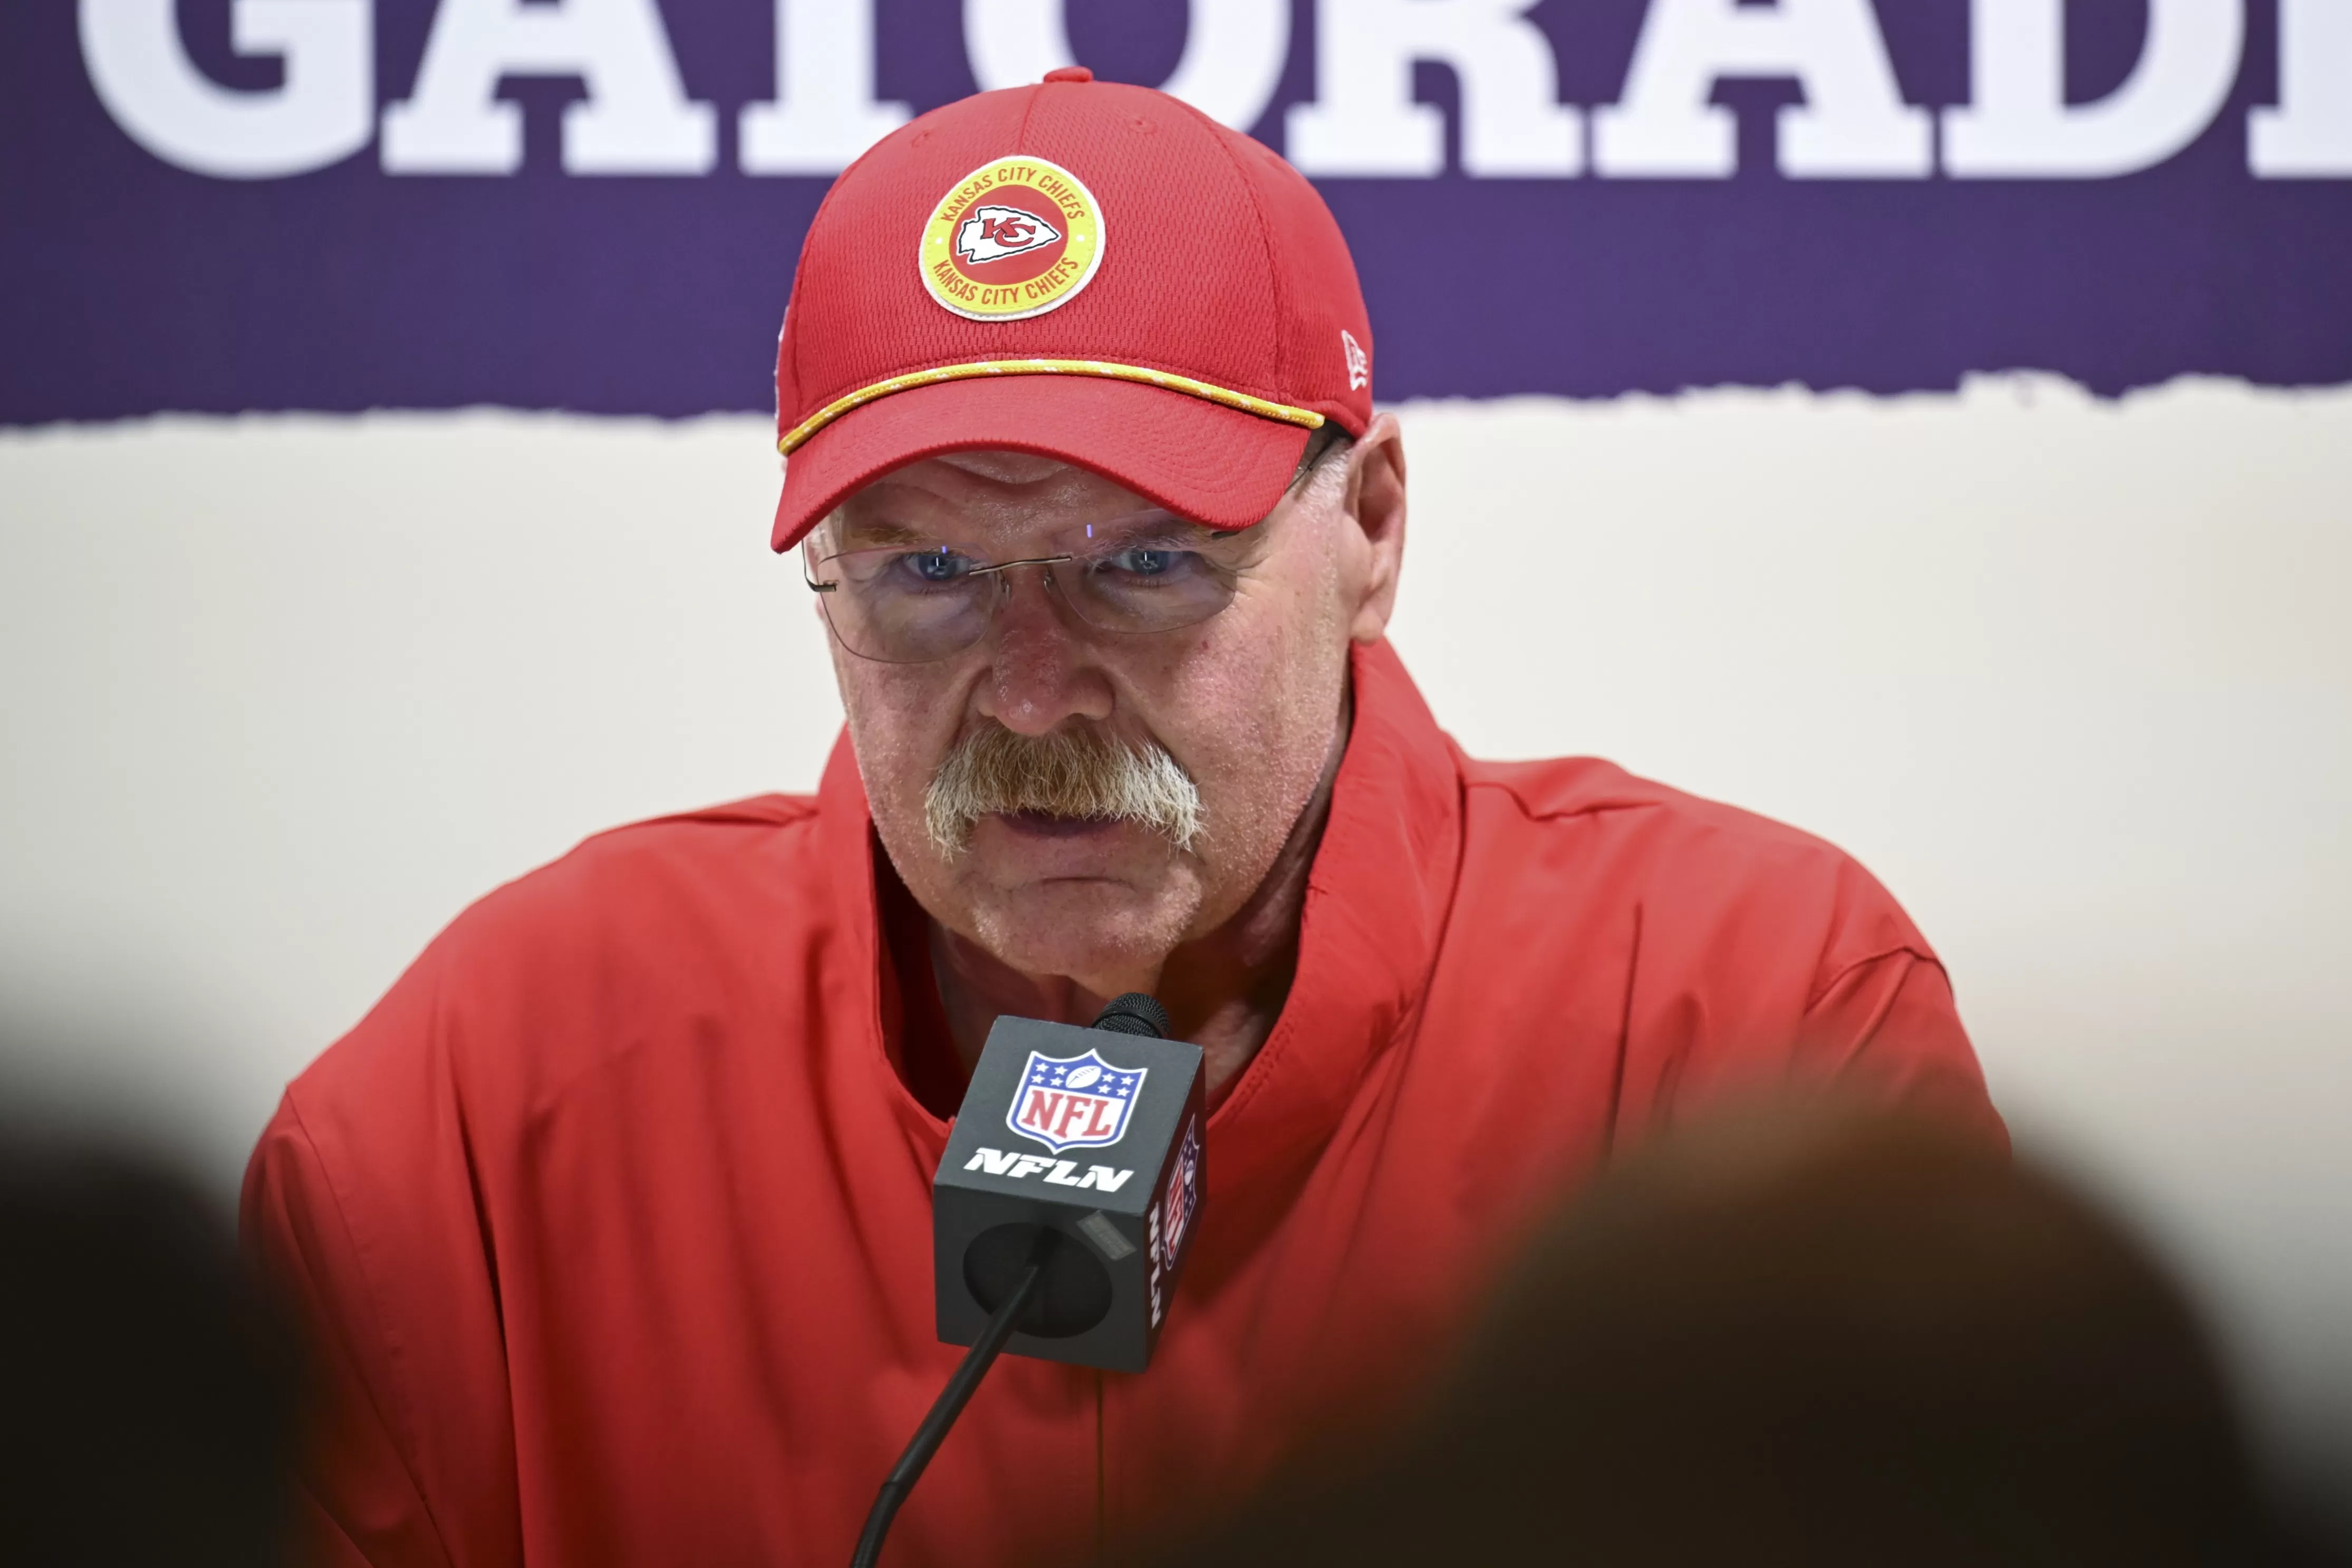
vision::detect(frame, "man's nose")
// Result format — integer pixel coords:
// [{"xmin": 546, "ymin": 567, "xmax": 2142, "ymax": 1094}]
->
[{"xmin": 973, "ymin": 566, "xmax": 1114, "ymax": 735}]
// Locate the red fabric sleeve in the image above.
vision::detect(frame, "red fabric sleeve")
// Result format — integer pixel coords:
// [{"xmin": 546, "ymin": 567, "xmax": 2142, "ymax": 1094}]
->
[
  {"xmin": 1590, "ymin": 813, "xmax": 2007, "ymax": 1151},
  {"xmin": 1799, "ymin": 947, "xmax": 2009, "ymax": 1149},
  {"xmin": 243, "ymin": 1104, "xmax": 457, "ymax": 1568},
  {"xmin": 240, "ymin": 923, "xmax": 528, "ymax": 1568}
]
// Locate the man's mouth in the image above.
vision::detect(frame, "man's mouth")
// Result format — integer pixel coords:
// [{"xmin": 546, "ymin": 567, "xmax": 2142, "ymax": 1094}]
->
[{"xmin": 992, "ymin": 810, "xmax": 1123, "ymax": 841}]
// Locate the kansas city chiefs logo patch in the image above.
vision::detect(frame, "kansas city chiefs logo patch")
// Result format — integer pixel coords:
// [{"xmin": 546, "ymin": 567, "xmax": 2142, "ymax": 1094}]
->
[
  {"xmin": 956, "ymin": 205, "xmax": 1063, "ymax": 266},
  {"xmin": 921, "ymin": 156, "xmax": 1105, "ymax": 322}
]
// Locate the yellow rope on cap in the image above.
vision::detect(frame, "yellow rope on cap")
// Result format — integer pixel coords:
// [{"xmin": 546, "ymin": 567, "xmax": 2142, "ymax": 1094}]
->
[{"xmin": 777, "ymin": 359, "xmax": 1326, "ymax": 456}]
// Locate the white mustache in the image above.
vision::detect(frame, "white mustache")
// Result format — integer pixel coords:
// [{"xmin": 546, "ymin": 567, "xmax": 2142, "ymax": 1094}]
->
[{"xmin": 924, "ymin": 724, "xmax": 1204, "ymax": 858}]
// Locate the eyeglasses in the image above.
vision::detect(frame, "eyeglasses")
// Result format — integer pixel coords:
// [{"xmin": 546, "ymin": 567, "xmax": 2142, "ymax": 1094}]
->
[{"xmin": 803, "ymin": 510, "xmax": 1248, "ymax": 664}]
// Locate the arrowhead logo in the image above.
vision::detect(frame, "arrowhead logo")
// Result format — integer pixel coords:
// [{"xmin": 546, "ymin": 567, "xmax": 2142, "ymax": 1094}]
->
[{"xmin": 955, "ymin": 205, "xmax": 1063, "ymax": 266}]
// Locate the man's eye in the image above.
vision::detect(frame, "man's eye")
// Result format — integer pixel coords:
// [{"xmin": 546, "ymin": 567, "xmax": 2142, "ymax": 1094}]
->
[
  {"xmin": 896, "ymin": 551, "xmax": 974, "ymax": 584},
  {"xmin": 1104, "ymin": 548, "xmax": 1189, "ymax": 578}
]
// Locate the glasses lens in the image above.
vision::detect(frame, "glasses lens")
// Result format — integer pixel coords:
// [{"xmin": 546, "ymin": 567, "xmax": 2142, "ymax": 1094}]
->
[
  {"xmin": 806, "ymin": 518, "xmax": 1246, "ymax": 662},
  {"xmin": 813, "ymin": 546, "xmax": 996, "ymax": 663},
  {"xmin": 1059, "ymin": 540, "xmax": 1238, "ymax": 636}
]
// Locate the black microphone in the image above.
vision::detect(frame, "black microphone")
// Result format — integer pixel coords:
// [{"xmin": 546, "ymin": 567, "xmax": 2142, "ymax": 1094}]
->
[
  {"xmin": 850, "ymin": 995, "xmax": 1206, "ymax": 1568},
  {"xmin": 933, "ymin": 991, "xmax": 1206, "ymax": 1372}
]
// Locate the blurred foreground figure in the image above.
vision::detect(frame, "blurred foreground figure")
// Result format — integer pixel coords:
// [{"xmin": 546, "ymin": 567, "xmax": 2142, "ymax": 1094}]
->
[
  {"xmin": 0, "ymin": 1129, "xmax": 295, "ymax": 1567},
  {"xmin": 1154, "ymin": 1105, "xmax": 2274, "ymax": 1568}
]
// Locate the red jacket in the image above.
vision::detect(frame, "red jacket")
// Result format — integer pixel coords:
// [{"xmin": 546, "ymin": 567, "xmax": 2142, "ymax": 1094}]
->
[{"xmin": 244, "ymin": 642, "xmax": 2000, "ymax": 1567}]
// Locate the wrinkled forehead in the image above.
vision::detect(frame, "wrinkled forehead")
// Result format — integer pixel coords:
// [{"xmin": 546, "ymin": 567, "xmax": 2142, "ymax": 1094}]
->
[{"xmin": 824, "ymin": 448, "xmax": 1184, "ymax": 550}]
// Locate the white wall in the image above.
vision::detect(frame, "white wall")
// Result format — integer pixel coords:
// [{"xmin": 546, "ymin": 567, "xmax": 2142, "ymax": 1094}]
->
[{"xmin": 3, "ymin": 381, "xmax": 2347, "ymax": 1514}]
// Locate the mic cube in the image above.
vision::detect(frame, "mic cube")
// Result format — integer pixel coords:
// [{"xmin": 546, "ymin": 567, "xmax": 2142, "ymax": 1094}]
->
[{"xmin": 933, "ymin": 1015, "xmax": 1206, "ymax": 1373}]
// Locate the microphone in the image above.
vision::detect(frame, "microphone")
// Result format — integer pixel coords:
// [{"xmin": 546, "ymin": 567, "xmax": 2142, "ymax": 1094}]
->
[
  {"xmin": 850, "ymin": 995, "xmax": 1206, "ymax": 1568},
  {"xmin": 932, "ymin": 991, "xmax": 1206, "ymax": 1373}
]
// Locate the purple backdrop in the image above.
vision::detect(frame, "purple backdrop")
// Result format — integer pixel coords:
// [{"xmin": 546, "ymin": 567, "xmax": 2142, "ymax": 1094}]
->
[{"xmin": 4, "ymin": 1, "xmax": 2347, "ymax": 425}]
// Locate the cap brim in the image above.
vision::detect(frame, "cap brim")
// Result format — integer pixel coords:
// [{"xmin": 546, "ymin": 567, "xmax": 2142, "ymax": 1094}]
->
[{"xmin": 770, "ymin": 374, "xmax": 1317, "ymax": 552}]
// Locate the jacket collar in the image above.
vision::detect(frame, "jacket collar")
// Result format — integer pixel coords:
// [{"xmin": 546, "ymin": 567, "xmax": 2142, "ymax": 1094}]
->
[{"xmin": 819, "ymin": 641, "xmax": 1466, "ymax": 1229}]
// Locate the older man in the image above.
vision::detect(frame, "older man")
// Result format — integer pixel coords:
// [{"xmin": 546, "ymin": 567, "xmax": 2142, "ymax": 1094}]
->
[{"xmin": 244, "ymin": 72, "xmax": 2000, "ymax": 1568}]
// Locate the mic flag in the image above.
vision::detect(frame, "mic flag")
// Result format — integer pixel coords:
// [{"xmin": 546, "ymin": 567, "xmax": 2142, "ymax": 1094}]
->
[{"xmin": 932, "ymin": 1012, "xmax": 1206, "ymax": 1374}]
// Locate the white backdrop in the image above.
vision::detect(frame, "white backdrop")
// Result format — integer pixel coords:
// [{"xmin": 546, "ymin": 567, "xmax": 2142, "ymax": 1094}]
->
[{"xmin": 3, "ymin": 380, "xmax": 2347, "ymax": 1516}]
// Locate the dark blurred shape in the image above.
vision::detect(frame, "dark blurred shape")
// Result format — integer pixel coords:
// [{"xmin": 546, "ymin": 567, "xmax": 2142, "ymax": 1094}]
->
[
  {"xmin": 1151, "ymin": 1102, "xmax": 2293, "ymax": 1568},
  {"xmin": 0, "ymin": 1126, "xmax": 296, "ymax": 1567}
]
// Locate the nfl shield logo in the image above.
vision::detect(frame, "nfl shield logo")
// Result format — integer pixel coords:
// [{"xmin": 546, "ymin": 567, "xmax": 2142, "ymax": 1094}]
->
[
  {"xmin": 1007, "ymin": 1048, "xmax": 1148, "ymax": 1155},
  {"xmin": 1162, "ymin": 1118, "xmax": 1201, "ymax": 1260}
]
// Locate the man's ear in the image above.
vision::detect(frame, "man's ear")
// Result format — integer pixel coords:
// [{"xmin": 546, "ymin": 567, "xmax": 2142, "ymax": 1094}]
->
[{"xmin": 1341, "ymin": 412, "xmax": 1408, "ymax": 644}]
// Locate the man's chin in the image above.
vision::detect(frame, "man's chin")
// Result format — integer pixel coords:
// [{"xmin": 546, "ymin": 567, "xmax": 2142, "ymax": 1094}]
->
[{"xmin": 958, "ymin": 867, "xmax": 1202, "ymax": 987}]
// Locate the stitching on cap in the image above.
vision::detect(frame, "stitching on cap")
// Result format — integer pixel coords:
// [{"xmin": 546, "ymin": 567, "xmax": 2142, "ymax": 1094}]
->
[
  {"xmin": 785, "ymin": 148, "xmax": 873, "ymax": 432},
  {"xmin": 1014, "ymin": 78, "xmax": 1043, "ymax": 150},
  {"xmin": 1176, "ymin": 99, "xmax": 1291, "ymax": 399}
]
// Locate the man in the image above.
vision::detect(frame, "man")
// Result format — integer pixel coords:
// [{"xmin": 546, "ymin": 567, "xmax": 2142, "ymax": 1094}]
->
[{"xmin": 244, "ymin": 72, "xmax": 2000, "ymax": 1567}]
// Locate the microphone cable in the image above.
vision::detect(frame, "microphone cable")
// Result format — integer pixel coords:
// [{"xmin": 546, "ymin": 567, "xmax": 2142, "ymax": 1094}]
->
[{"xmin": 849, "ymin": 1249, "xmax": 1045, "ymax": 1568}]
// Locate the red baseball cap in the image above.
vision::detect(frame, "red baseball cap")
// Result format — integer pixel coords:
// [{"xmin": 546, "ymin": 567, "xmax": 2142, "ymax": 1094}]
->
[{"xmin": 769, "ymin": 69, "xmax": 1374, "ymax": 553}]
